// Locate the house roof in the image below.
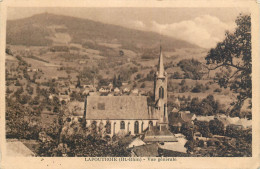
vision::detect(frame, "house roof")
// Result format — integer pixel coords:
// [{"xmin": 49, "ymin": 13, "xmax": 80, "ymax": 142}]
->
[
  {"xmin": 235, "ymin": 118, "xmax": 252, "ymax": 128},
  {"xmin": 195, "ymin": 115, "xmax": 215, "ymax": 122},
  {"xmin": 86, "ymin": 96, "xmax": 154, "ymax": 120},
  {"xmin": 168, "ymin": 111, "xmax": 194, "ymax": 126},
  {"xmin": 119, "ymin": 135, "xmax": 136, "ymax": 146},
  {"xmin": 132, "ymin": 143, "xmax": 158, "ymax": 157},
  {"xmin": 119, "ymin": 136, "xmax": 146, "ymax": 149},
  {"xmin": 143, "ymin": 126, "xmax": 177, "ymax": 142},
  {"xmin": 128, "ymin": 137, "xmax": 146, "ymax": 149},
  {"xmin": 6, "ymin": 140, "xmax": 35, "ymax": 157}
]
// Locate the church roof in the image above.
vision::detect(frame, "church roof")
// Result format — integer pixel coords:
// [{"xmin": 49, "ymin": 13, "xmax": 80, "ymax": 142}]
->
[{"xmin": 86, "ymin": 96, "xmax": 156, "ymax": 120}]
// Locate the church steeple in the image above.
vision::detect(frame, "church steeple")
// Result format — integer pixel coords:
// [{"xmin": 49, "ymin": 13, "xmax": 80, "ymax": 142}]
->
[
  {"xmin": 154, "ymin": 46, "xmax": 168, "ymax": 127},
  {"xmin": 158, "ymin": 46, "xmax": 165, "ymax": 78}
]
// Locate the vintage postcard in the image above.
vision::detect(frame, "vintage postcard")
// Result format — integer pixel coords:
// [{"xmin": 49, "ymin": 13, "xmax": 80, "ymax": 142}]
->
[{"xmin": 0, "ymin": 0, "xmax": 259, "ymax": 169}]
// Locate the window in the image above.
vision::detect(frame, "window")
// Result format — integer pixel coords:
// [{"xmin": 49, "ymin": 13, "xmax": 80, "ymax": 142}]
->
[
  {"xmin": 134, "ymin": 121, "xmax": 139, "ymax": 134},
  {"xmin": 120, "ymin": 121, "xmax": 125, "ymax": 129},
  {"xmin": 105, "ymin": 121, "xmax": 111, "ymax": 134},
  {"xmin": 159, "ymin": 86, "xmax": 164, "ymax": 99},
  {"xmin": 91, "ymin": 121, "xmax": 97, "ymax": 131}
]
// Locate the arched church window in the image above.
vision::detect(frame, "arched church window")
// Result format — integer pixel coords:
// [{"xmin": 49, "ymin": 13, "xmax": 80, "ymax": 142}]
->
[
  {"xmin": 105, "ymin": 121, "xmax": 111, "ymax": 134},
  {"xmin": 120, "ymin": 121, "xmax": 125, "ymax": 129},
  {"xmin": 134, "ymin": 121, "xmax": 139, "ymax": 134},
  {"xmin": 159, "ymin": 87, "xmax": 164, "ymax": 99},
  {"xmin": 99, "ymin": 121, "xmax": 104, "ymax": 132},
  {"xmin": 91, "ymin": 121, "xmax": 97, "ymax": 131}
]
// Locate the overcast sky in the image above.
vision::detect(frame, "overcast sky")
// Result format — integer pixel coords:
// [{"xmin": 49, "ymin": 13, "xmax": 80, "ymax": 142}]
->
[{"xmin": 8, "ymin": 7, "xmax": 250, "ymax": 48}]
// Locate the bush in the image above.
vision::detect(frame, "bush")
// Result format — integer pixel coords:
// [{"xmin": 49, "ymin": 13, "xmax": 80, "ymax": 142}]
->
[
  {"xmin": 198, "ymin": 140, "xmax": 205, "ymax": 147},
  {"xmin": 191, "ymin": 83, "xmax": 205, "ymax": 93},
  {"xmin": 171, "ymin": 72, "xmax": 182, "ymax": 79},
  {"xmin": 214, "ymin": 88, "xmax": 222, "ymax": 93},
  {"xmin": 179, "ymin": 79, "xmax": 186, "ymax": 86},
  {"xmin": 207, "ymin": 140, "xmax": 213, "ymax": 147},
  {"xmin": 140, "ymin": 83, "xmax": 146, "ymax": 88}
]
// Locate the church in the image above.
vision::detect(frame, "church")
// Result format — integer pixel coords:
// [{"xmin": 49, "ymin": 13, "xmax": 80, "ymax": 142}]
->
[{"xmin": 66, "ymin": 47, "xmax": 176, "ymax": 141}]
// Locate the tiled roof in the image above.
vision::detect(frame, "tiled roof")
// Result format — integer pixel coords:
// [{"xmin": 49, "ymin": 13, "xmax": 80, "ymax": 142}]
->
[{"xmin": 86, "ymin": 96, "xmax": 156, "ymax": 120}]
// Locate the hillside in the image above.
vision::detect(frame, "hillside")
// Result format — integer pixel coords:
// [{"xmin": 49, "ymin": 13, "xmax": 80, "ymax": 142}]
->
[{"xmin": 7, "ymin": 13, "xmax": 200, "ymax": 52}]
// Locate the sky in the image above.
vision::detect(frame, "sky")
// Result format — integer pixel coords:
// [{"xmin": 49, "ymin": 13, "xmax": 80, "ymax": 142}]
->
[{"xmin": 8, "ymin": 7, "xmax": 250, "ymax": 48}]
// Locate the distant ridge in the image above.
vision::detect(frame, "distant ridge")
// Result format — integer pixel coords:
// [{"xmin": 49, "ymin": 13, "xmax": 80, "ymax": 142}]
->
[{"xmin": 7, "ymin": 13, "xmax": 200, "ymax": 51}]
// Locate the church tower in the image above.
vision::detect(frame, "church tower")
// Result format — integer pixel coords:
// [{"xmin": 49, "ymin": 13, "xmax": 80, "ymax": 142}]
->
[{"xmin": 154, "ymin": 46, "xmax": 168, "ymax": 129}]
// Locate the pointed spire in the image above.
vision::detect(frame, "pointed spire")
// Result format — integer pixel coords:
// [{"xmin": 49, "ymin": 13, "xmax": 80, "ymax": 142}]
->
[{"xmin": 158, "ymin": 45, "xmax": 165, "ymax": 78}]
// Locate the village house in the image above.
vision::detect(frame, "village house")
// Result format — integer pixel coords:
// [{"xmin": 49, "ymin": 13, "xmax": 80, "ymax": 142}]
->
[
  {"xmin": 123, "ymin": 87, "xmax": 130, "ymax": 93},
  {"xmin": 131, "ymin": 88, "xmax": 139, "ymax": 95},
  {"xmin": 122, "ymin": 82, "xmax": 128, "ymax": 86},
  {"xmin": 131, "ymin": 143, "xmax": 159, "ymax": 157},
  {"xmin": 119, "ymin": 136, "xmax": 146, "ymax": 149},
  {"xmin": 113, "ymin": 87, "xmax": 120, "ymax": 94},
  {"xmin": 79, "ymin": 60, "xmax": 87, "ymax": 64},
  {"xmin": 58, "ymin": 94, "xmax": 70, "ymax": 103},
  {"xmin": 99, "ymin": 85, "xmax": 112, "ymax": 93},
  {"xmin": 168, "ymin": 110, "xmax": 196, "ymax": 133}
]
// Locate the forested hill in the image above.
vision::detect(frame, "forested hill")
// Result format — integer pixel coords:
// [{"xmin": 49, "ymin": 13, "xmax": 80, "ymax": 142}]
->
[{"xmin": 7, "ymin": 13, "xmax": 200, "ymax": 52}]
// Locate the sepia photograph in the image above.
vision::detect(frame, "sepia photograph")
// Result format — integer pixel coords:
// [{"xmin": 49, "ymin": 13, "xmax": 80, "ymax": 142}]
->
[{"xmin": 2, "ymin": 2, "xmax": 257, "ymax": 163}]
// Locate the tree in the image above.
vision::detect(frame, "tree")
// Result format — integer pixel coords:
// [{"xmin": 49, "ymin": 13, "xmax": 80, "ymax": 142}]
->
[
  {"xmin": 198, "ymin": 140, "xmax": 205, "ymax": 147},
  {"xmin": 178, "ymin": 59, "xmax": 204, "ymax": 80},
  {"xmin": 205, "ymin": 14, "xmax": 251, "ymax": 111},
  {"xmin": 117, "ymin": 75, "xmax": 122, "ymax": 87},
  {"xmin": 189, "ymin": 97, "xmax": 200, "ymax": 114},
  {"xmin": 209, "ymin": 119, "xmax": 224, "ymax": 135},
  {"xmin": 184, "ymin": 140, "xmax": 195, "ymax": 153},
  {"xmin": 179, "ymin": 79, "xmax": 186, "ymax": 86},
  {"xmin": 171, "ymin": 71, "xmax": 182, "ymax": 79},
  {"xmin": 191, "ymin": 83, "xmax": 204, "ymax": 93},
  {"xmin": 194, "ymin": 121, "xmax": 211, "ymax": 137},
  {"xmin": 181, "ymin": 122, "xmax": 194, "ymax": 140}
]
